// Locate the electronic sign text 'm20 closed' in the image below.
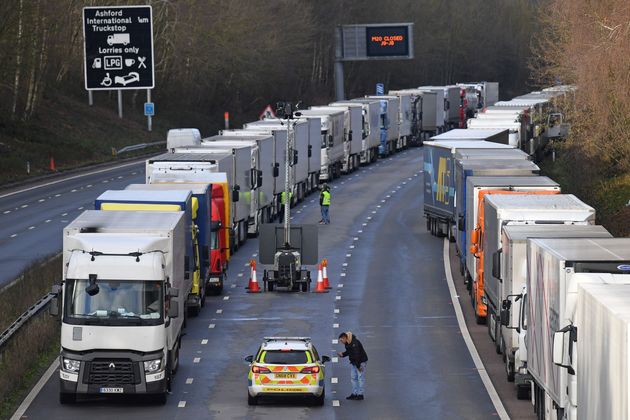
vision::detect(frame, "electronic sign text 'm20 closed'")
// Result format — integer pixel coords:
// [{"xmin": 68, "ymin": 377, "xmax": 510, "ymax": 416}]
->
[{"xmin": 83, "ymin": 5, "xmax": 155, "ymax": 90}]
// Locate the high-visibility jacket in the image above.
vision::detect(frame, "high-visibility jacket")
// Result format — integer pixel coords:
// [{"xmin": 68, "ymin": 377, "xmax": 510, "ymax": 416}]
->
[
  {"xmin": 321, "ymin": 190, "xmax": 331, "ymax": 206},
  {"xmin": 281, "ymin": 191, "xmax": 293, "ymax": 205}
]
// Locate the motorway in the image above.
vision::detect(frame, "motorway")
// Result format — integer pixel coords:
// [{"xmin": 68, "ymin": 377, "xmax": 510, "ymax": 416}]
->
[
  {"xmin": 0, "ymin": 162, "xmax": 146, "ymax": 287},
  {"xmin": 14, "ymin": 149, "xmax": 503, "ymax": 419}
]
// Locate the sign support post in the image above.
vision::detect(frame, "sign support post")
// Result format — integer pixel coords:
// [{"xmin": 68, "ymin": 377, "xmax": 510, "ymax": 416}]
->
[
  {"xmin": 117, "ymin": 90, "xmax": 123, "ymax": 118},
  {"xmin": 146, "ymin": 89, "xmax": 152, "ymax": 131},
  {"xmin": 334, "ymin": 26, "xmax": 345, "ymax": 101},
  {"xmin": 88, "ymin": 90, "xmax": 93, "ymax": 106}
]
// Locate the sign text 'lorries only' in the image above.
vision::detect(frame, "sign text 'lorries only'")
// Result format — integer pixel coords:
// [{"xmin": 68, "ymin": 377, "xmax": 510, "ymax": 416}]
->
[{"xmin": 83, "ymin": 6, "xmax": 155, "ymax": 90}]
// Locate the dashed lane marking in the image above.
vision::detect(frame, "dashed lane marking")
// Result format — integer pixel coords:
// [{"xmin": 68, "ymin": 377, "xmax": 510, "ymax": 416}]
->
[
  {"xmin": 334, "ymin": 309, "xmax": 340, "ymax": 314},
  {"xmin": 178, "ymin": 401, "xmax": 186, "ymax": 408},
  {"xmin": 209, "ymin": 324, "xmax": 216, "ymax": 329},
  {"xmin": 10, "ymin": 234, "xmax": 17, "ymax": 238},
  {"xmin": 338, "ymin": 284, "xmax": 343, "ymax": 288},
  {"xmin": 45, "ymin": 220, "xmax": 51, "ymax": 223},
  {"xmin": 231, "ymin": 284, "xmax": 236, "ymax": 288},
  {"xmin": 335, "ymin": 296, "xmax": 341, "ymax": 300},
  {"xmin": 61, "ymin": 213, "xmax": 67, "ymax": 216},
  {"xmin": 342, "ymin": 263, "xmax": 348, "ymax": 267},
  {"xmin": 332, "ymin": 339, "xmax": 338, "ymax": 344},
  {"xmin": 349, "ymin": 245, "xmax": 355, "ymax": 249},
  {"xmin": 38, "ymin": 199, "xmax": 45, "ymax": 203},
  {"xmin": 333, "ymin": 323, "xmax": 339, "ymax": 328},
  {"xmin": 201, "ymin": 339, "xmax": 208, "ymax": 345},
  {"xmin": 216, "ymin": 309, "xmax": 223, "ymax": 314},
  {"xmin": 358, "ymin": 230, "xmax": 363, "ymax": 233},
  {"xmin": 193, "ymin": 357, "xmax": 201, "ymax": 363},
  {"xmin": 186, "ymin": 378, "xmax": 194, "ymax": 385},
  {"xmin": 55, "ymin": 194, "xmax": 61, "ymax": 197},
  {"xmin": 86, "ymin": 184, "xmax": 92, "ymax": 188},
  {"xmin": 21, "ymin": 204, "xmax": 28, "ymax": 208},
  {"xmin": 362, "ymin": 223, "xmax": 367, "ymax": 226},
  {"xmin": 28, "ymin": 226, "xmax": 35, "ymax": 230},
  {"xmin": 346, "ymin": 254, "xmax": 351, "ymax": 257},
  {"xmin": 333, "ymin": 400, "xmax": 340, "ymax": 407},
  {"xmin": 223, "ymin": 296, "xmax": 230, "ymax": 301},
  {"xmin": 3, "ymin": 210, "xmax": 10, "ymax": 214},
  {"xmin": 331, "ymin": 377, "xmax": 338, "ymax": 384},
  {"xmin": 340, "ymin": 273, "xmax": 346, "ymax": 277},
  {"xmin": 237, "ymin": 273, "xmax": 244, "ymax": 277},
  {"xmin": 71, "ymin": 189, "xmax": 77, "ymax": 193}
]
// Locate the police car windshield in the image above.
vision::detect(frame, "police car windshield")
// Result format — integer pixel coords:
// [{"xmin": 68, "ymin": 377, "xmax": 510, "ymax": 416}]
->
[{"xmin": 262, "ymin": 350, "xmax": 308, "ymax": 365}]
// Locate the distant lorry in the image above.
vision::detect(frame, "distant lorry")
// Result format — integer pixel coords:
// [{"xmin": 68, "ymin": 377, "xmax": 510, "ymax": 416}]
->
[
  {"xmin": 431, "ymin": 128, "xmax": 510, "ymax": 145},
  {"xmin": 94, "ymin": 189, "xmax": 205, "ymax": 314},
  {"xmin": 422, "ymin": 140, "xmax": 515, "ymax": 238},
  {"xmin": 310, "ymin": 105, "xmax": 362, "ymax": 174},
  {"xmin": 365, "ymin": 95, "xmax": 401, "ymax": 154},
  {"xmin": 330, "ymin": 100, "xmax": 382, "ymax": 162},
  {"xmin": 472, "ymin": 194, "xmax": 595, "ymax": 326},
  {"xmin": 573, "ymin": 283, "xmax": 630, "ymax": 420},
  {"xmin": 377, "ymin": 92, "xmax": 413, "ymax": 150},
  {"xmin": 495, "ymin": 225, "xmax": 611, "ymax": 399},
  {"xmin": 346, "ymin": 98, "xmax": 387, "ymax": 161},
  {"xmin": 126, "ymin": 183, "xmax": 228, "ymax": 295},
  {"xmin": 146, "ymin": 150, "xmax": 249, "ymax": 249},
  {"xmin": 53, "ymin": 210, "xmax": 187, "ymax": 404},
  {"xmin": 524, "ymin": 238, "xmax": 630, "ymax": 420},
  {"xmin": 299, "ymin": 109, "xmax": 345, "ymax": 181}
]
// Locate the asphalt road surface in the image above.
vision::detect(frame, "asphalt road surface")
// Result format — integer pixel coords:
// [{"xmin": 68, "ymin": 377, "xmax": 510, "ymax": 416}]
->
[
  {"xmin": 18, "ymin": 149, "xmax": 501, "ymax": 419},
  {"xmin": 0, "ymin": 161, "xmax": 145, "ymax": 287}
]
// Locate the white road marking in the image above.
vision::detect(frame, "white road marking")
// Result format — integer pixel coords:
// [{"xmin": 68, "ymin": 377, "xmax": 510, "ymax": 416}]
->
[
  {"xmin": 201, "ymin": 339, "xmax": 208, "ymax": 345},
  {"xmin": 71, "ymin": 189, "xmax": 77, "ymax": 193},
  {"xmin": 193, "ymin": 357, "xmax": 201, "ymax": 363},
  {"xmin": 38, "ymin": 199, "xmax": 45, "ymax": 202},
  {"xmin": 231, "ymin": 284, "xmax": 236, "ymax": 288},
  {"xmin": 333, "ymin": 400, "xmax": 340, "ymax": 407},
  {"xmin": 28, "ymin": 226, "xmax": 35, "ymax": 230},
  {"xmin": 186, "ymin": 378, "xmax": 194, "ymax": 385},
  {"xmin": 358, "ymin": 230, "xmax": 363, "ymax": 233},
  {"xmin": 132, "ymin": 171, "xmax": 137, "ymax": 175},
  {"xmin": 9, "ymin": 360, "xmax": 58, "ymax": 420},
  {"xmin": 117, "ymin": 176, "xmax": 123, "ymax": 179},
  {"xmin": 45, "ymin": 219, "xmax": 51, "ymax": 223},
  {"xmin": 332, "ymin": 357, "xmax": 338, "ymax": 363},
  {"xmin": 178, "ymin": 401, "xmax": 186, "ymax": 408},
  {"xmin": 362, "ymin": 223, "xmax": 367, "ymax": 226},
  {"xmin": 223, "ymin": 296, "xmax": 230, "ymax": 301},
  {"xmin": 349, "ymin": 245, "xmax": 355, "ymax": 249},
  {"xmin": 332, "ymin": 339, "xmax": 338, "ymax": 344},
  {"xmin": 244, "ymin": 263, "xmax": 249, "ymax": 267},
  {"xmin": 334, "ymin": 309, "xmax": 340, "ymax": 314},
  {"xmin": 353, "ymin": 237, "xmax": 359, "ymax": 241},
  {"xmin": 340, "ymin": 273, "xmax": 346, "ymax": 277},
  {"xmin": 61, "ymin": 213, "xmax": 67, "ymax": 216},
  {"xmin": 331, "ymin": 377, "xmax": 338, "ymax": 384},
  {"xmin": 381, "ymin": 200, "xmax": 386, "ymax": 203},
  {"xmin": 21, "ymin": 204, "xmax": 28, "ymax": 208},
  {"xmin": 237, "ymin": 273, "xmax": 244, "ymax": 277},
  {"xmin": 386, "ymin": 195, "xmax": 391, "ymax": 198},
  {"xmin": 102, "ymin": 180, "xmax": 108, "ymax": 183},
  {"xmin": 10, "ymin": 234, "xmax": 17, "ymax": 238},
  {"xmin": 338, "ymin": 284, "xmax": 343, "ymax": 288},
  {"xmin": 367, "ymin": 216, "xmax": 372, "ymax": 220},
  {"xmin": 216, "ymin": 309, "xmax": 223, "ymax": 314},
  {"xmin": 333, "ymin": 323, "xmax": 339, "ymax": 328},
  {"xmin": 86, "ymin": 184, "xmax": 92, "ymax": 188},
  {"xmin": 252, "ymin": 253, "xmax": 258, "ymax": 257},
  {"xmin": 342, "ymin": 263, "xmax": 348, "ymax": 267},
  {"xmin": 335, "ymin": 296, "xmax": 341, "ymax": 300},
  {"xmin": 55, "ymin": 194, "xmax": 61, "ymax": 197},
  {"xmin": 3, "ymin": 210, "xmax": 10, "ymax": 214},
  {"xmin": 77, "ymin": 206, "xmax": 84, "ymax": 210},
  {"xmin": 209, "ymin": 324, "xmax": 216, "ymax": 329},
  {"xmin": 377, "ymin": 205, "xmax": 381, "ymax": 208},
  {"xmin": 442, "ymin": 238, "xmax": 509, "ymax": 420}
]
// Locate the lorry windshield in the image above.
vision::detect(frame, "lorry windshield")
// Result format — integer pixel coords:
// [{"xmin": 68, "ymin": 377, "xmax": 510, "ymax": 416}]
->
[
  {"xmin": 211, "ymin": 230, "xmax": 219, "ymax": 250},
  {"xmin": 64, "ymin": 279, "xmax": 163, "ymax": 326}
]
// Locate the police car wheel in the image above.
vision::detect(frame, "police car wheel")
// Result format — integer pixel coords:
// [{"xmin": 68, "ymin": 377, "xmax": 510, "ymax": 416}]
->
[{"xmin": 248, "ymin": 393, "xmax": 258, "ymax": 406}]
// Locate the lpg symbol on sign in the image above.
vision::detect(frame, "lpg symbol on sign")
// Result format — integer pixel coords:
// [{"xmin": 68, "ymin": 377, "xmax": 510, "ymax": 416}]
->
[{"xmin": 104, "ymin": 56, "xmax": 123, "ymax": 70}]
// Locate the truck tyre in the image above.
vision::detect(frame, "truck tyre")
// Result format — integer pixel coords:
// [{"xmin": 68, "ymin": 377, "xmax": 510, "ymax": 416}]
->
[
  {"xmin": 267, "ymin": 281, "xmax": 274, "ymax": 292},
  {"xmin": 59, "ymin": 392, "xmax": 76, "ymax": 405},
  {"xmin": 248, "ymin": 393, "xmax": 258, "ymax": 406},
  {"xmin": 155, "ymin": 392, "xmax": 167, "ymax": 405},
  {"xmin": 506, "ymin": 360, "xmax": 515, "ymax": 383},
  {"xmin": 301, "ymin": 281, "xmax": 308, "ymax": 293}
]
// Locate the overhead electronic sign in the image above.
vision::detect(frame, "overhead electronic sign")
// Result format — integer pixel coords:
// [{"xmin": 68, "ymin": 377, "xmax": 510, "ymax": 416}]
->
[{"xmin": 365, "ymin": 26, "xmax": 410, "ymax": 58}]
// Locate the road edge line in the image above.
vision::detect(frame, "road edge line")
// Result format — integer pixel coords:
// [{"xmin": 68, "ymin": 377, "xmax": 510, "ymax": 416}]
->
[
  {"xmin": 10, "ymin": 359, "xmax": 58, "ymax": 420},
  {"xmin": 0, "ymin": 160, "xmax": 143, "ymax": 200},
  {"xmin": 442, "ymin": 238, "xmax": 510, "ymax": 420}
]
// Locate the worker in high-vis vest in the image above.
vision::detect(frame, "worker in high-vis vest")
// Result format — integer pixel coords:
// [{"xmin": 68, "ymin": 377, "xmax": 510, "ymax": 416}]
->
[
  {"xmin": 279, "ymin": 191, "xmax": 292, "ymax": 222},
  {"xmin": 320, "ymin": 184, "xmax": 331, "ymax": 225}
]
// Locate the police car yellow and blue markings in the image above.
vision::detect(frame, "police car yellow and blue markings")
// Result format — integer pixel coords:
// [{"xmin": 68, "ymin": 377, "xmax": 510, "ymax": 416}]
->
[{"xmin": 248, "ymin": 350, "xmax": 324, "ymax": 391}]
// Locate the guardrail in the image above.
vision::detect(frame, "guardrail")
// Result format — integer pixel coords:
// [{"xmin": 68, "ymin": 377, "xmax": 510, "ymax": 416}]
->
[
  {"xmin": 116, "ymin": 140, "xmax": 165, "ymax": 155},
  {"xmin": 0, "ymin": 293, "xmax": 54, "ymax": 351}
]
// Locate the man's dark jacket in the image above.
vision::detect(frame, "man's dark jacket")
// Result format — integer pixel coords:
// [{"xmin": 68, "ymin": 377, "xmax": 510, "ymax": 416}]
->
[{"xmin": 341, "ymin": 332, "xmax": 368, "ymax": 368}]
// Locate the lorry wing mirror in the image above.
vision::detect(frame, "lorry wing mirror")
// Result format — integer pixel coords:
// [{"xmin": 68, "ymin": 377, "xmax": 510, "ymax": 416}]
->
[
  {"xmin": 232, "ymin": 186, "xmax": 240, "ymax": 202},
  {"xmin": 244, "ymin": 355, "xmax": 254, "ymax": 363},
  {"xmin": 492, "ymin": 250, "xmax": 502, "ymax": 281},
  {"xmin": 293, "ymin": 150, "xmax": 298, "ymax": 165},
  {"xmin": 168, "ymin": 287, "xmax": 180, "ymax": 297},
  {"xmin": 250, "ymin": 168, "xmax": 256, "ymax": 189},
  {"xmin": 257, "ymin": 170, "xmax": 263, "ymax": 188},
  {"xmin": 308, "ymin": 145, "xmax": 312, "ymax": 157},
  {"xmin": 552, "ymin": 331, "xmax": 566, "ymax": 366},
  {"xmin": 457, "ymin": 216, "xmax": 464, "ymax": 231},
  {"xmin": 49, "ymin": 284, "xmax": 62, "ymax": 317},
  {"xmin": 273, "ymin": 163, "xmax": 279, "ymax": 178},
  {"xmin": 500, "ymin": 307, "xmax": 510, "ymax": 327},
  {"xmin": 86, "ymin": 274, "xmax": 99, "ymax": 296},
  {"xmin": 168, "ymin": 300, "xmax": 179, "ymax": 318},
  {"xmin": 328, "ymin": 135, "xmax": 333, "ymax": 147}
]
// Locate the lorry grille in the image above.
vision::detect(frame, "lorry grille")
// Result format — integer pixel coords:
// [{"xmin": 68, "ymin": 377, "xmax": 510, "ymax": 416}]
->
[{"xmin": 86, "ymin": 359, "xmax": 138, "ymax": 385}]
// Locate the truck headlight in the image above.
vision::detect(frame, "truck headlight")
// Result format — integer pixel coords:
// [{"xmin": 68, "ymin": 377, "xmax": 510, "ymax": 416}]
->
[
  {"xmin": 62, "ymin": 358, "xmax": 80, "ymax": 373},
  {"xmin": 143, "ymin": 358, "xmax": 162, "ymax": 373}
]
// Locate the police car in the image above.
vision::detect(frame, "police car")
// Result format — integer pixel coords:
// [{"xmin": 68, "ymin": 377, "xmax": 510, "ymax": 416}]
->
[{"xmin": 245, "ymin": 337, "xmax": 330, "ymax": 405}]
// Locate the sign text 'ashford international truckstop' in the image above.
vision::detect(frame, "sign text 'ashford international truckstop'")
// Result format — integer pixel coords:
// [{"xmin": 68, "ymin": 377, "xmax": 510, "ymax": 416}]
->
[{"xmin": 83, "ymin": 5, "xmax": 155, "ymax": 90}]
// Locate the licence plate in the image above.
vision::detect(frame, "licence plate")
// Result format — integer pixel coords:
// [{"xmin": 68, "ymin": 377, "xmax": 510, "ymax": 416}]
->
[
  {"xmin": 275, "ymin": 373, "xmax": 296, "ymax": 379},
  {"xmin": 100, "ymin": 387, "xmax": 123, "ymax": 394}
]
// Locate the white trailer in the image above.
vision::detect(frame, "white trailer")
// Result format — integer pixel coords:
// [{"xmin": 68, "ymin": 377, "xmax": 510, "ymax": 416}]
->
[
  {"xmin": 383, "ymin": 91, "xmax": 414, "ymax": 149},
  {"xmin": 310, "ymin": 105, "xmax": 362, "ymax": 173},
  {"xmin": 496, "ymin": 225, "xmax": 611, "ymax": 396},
  {"xmin": 420, "ymin": 86, "xmax": 461, "ymax": 129},
  {"xmin": 365, "ymin": 95, "xmax": 401, "ymax": 154},
  {"xmin": 417, "ymin": 88, "xmax": 446, "ymax": 135},
  {"xmin": 242, "ymin": 119, "xmax": 317, "ymax": 197},
  {"xmin": 574, "ymin": 283, "xmax": 630, "ymax": 420},
  {"xmin": 146, "ymin": 150, "xmax": 250, "ymax": 248},
  {"xmin": 299, "ymin": 109, "xmax": 345, "ymax": 182},
  {"xmin": 341, "ymin": 99, "xmax": 383, "ymax": 162},
  {"xmin": 388, "ymin": 89, "xmax": 424, "ymax": 145},
  {"xmin": 526, "ymin": 238, "xmax": 630, "ymax": 420},
  {"xmin": 467, "ymin": 118, "xmax": 526, "ymax": 149},
  {"xmin": 54, "ymin": 210, "xmax": 187, "ymax": 404},
  {"xmin": 202, "ymin": 136, "xmax": 276, "ymax": 235}
]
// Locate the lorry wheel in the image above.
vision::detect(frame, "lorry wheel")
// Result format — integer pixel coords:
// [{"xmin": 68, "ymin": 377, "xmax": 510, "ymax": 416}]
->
[
  {"xmin": 267, "ymin": 281, "xmax": 274, "ymax": 292},
  {"xmin": 59, "ymin": 392, "xmax": 76, "ymax": 405},
  {"xmin": 155, "ymin": 392, "xmax": 167, "ymax": 405},
  {"xmin": 248, "ymin": 393, "xmax": 258, "ymax": 406},
  {"xmin": 301, "ymin": 282, "xmax": 308, "ymax": 293},
  {"xmin": 506, "ymin": 362, "xmax": 515, "ymax": 383}
]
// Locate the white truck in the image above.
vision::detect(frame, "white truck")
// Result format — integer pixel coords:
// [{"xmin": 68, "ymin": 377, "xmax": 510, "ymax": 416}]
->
[
  {"xmin": 365, "ymin": 95, "xmax": 401, "ymax": 154},
  {"xmin": 467, "ymin": 118, "xmax": 527, "ymax": 149},
  {"xmin": 52, "ymin": 210, "xmax": 187, "ymax": 404},
  {"xmin": 479, "ymin": 194, "xmax": 595, "ymax": 330},
  {"xmin": 381, "ymin": 92, "xmax": 414, "ymax": 149},
  {"xmin": 310, "ymin": 105, "xmax": 362, "ymax": 173},
  {"xmin": 243, "ymin": 118, "xmax": 318, "ymax": 195},
  {"xmin": 299, "ymin": 109, "xmax": 345, "ymax": 181},
  {"xmin": 146, "ymin": 150, "xmax": 249, "ymax": 249},
  {"xmin": 573, "ymin": 283, "xmax": 630, "ymax": 420},
  {"xmin": 526, "ymin": 238, "xmax": 630, "ymax": 420},
  {"xmin": 201, "ymin": 136, "xmax": 276, "ymax": 235},
  {"xmin": 331, "ymin": 100, "xmax": 381, "ymax": 162},
  {"xmin": 495, "ymin": 225, "xmax": 611, "ymax": 397}
]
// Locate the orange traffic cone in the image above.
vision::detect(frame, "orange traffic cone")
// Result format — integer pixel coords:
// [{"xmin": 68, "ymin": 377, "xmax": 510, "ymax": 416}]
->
[
  {"xmin": 322, "ymin": 259, "xmax": 331, "ymax": 289},
  {"xmin": 247, "ymin": 259, "xmax": 261, "ymax": 293},
  {"xmin": 314, "ymin": 263, "xmax": 328, "ymax": 293},
  {"xmin": 49, "ymin": 156, "xmax": 56, "ymax": 172}
]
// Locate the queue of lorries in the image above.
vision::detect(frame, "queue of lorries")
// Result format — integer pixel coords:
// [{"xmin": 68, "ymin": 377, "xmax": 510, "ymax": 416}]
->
[
  {"xmin": 424, "ymin": 84, "xmax": 630, "ymax": 420},
  {"xmin": 53, "ymin": 83, "xmax": 491, "ymax": 405}
]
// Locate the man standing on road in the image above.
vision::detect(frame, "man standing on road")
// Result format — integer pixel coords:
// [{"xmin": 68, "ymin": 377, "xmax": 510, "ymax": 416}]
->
[
  {"xmin": 319, "ymin": 184, "xmax": 331, "ymax": 225},
  {"xmin": 337, "ymin": 331, "xmax": 368, "ymax": 400}
]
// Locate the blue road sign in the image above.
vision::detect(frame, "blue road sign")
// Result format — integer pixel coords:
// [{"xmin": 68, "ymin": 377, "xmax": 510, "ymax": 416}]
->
[
  {"xmin": 144, "ymin": 102, "xmax": 155, "ymax": 116},
  {"xmin": 376, "ymin": 83, "xmax": 385, "ymax": 95}
]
